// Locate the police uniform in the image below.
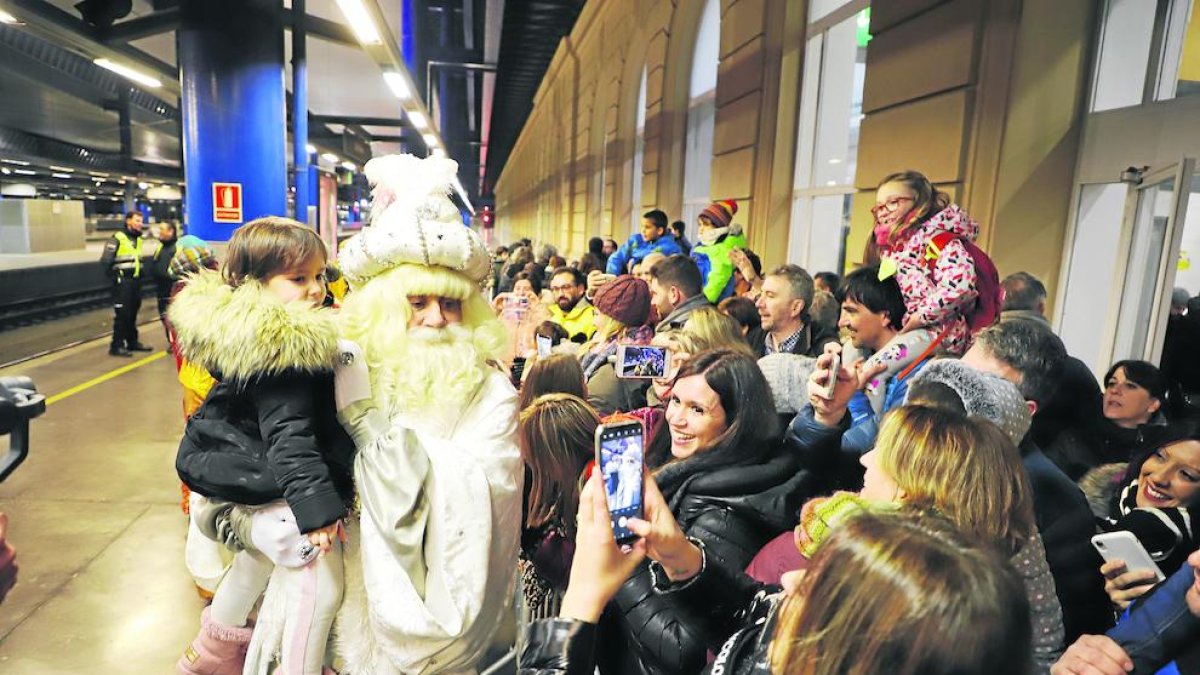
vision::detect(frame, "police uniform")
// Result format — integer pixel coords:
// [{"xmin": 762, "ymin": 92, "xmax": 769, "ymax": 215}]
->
[{"xmin": 100, "ymin": 226, "xmax": 151, "ymax": 356}]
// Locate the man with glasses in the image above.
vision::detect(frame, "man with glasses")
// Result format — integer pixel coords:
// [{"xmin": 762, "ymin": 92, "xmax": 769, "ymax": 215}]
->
[{"xmin": 547, "ymin": 266, "xmax": 596, "ymax": 343}]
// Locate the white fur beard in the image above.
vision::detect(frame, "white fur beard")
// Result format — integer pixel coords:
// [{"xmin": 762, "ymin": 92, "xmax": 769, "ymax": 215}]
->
[{"xmin": 372, "ymin": 326, "xmax": 488, "ymax": 418}]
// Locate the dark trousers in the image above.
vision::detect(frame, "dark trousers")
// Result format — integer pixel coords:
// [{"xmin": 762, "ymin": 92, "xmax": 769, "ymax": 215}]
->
[{"xmin": 111, "ymin": 276, "xmax": 142, "ymax": 350}]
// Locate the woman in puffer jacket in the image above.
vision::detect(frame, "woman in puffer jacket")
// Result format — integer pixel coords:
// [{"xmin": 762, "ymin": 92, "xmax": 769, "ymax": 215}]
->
[
  {"xmin": 518, "ymin": 472, "xmax": 1032, "ymax": 675},
  {"xmin": 589, "ymin": 349, "xmax": 811, "ymax": 675}
]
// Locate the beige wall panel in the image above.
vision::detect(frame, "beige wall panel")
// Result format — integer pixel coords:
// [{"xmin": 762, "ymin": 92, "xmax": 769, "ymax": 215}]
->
[
  {"xmin": 861, "ymin": 0, "xmax": 980, "ymax": 114},
  {"xmin": 871, "ymin": 0, "xmax": 950, "ymax": 33},
  {"xmin": 716, "ymin": 37, "xmax": 765, "ymax": 107},
  {"xmin": 642, "ymin": 171, "xmax": 659, "ymax": 208},
  {"xmin": 720, "ymin": 0, "xmax": 765, "ymax": 58},
  {"xmin": 711, "ymin": 146, "xmax": 757, "ymax": 199},
  {"xmin": 855, "ymin": 89, "xmax": 970, "ymax": 188},
  {"xmin": 714, "ymin": 89, "xmax": 763, "ymax": 154}
]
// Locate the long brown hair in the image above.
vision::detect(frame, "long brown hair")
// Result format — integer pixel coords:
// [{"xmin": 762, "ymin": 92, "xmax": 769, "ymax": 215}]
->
[
  {"xmin": 518, "ymin": 393, "xmax": 599, "ymax": 537},
  {"xmin": 770, "ymin": 510, "xmax": 1031, "ymax": 675},
  {"xmin": 221, "ymin": 216, "xmax": 327, "ymax": 286},
  {"xmin": 519, "ymin": 353, "xmax": 587, "ymax": 410},
  {"xmin": 876, "ymin": 405, "xmax": 1036, "ymax": 556},
  {"xmin": 863, "ymin": 170, "xmax": 950, "ymax": 265}
]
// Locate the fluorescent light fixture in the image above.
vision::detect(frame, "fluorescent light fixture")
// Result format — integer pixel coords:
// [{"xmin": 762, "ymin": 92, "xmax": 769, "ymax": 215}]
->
[
  {"xmin": 94, "ymin": 58, "xmax": 163, "ymax": 89},
  {"xmin": 49, "ymin": 165, "xmax": 74, "ymax": 172},
  {"xmin": 13, "ymin": 169, "xmax": 36, "ymax": 175},
  {"xmin": 88, "ymin": 171, "xmax": 109, "ymax": 177},
  {"xmin": 1, "ymin": 159, "xmax": 31, "ymax": 166},
  {"xmin": 51, "ymin": 173, "xmax": 72, "ymax": 179},
  {"xmin": 306, "ymin": 143, "xmax": 317, "ymax": 154},
  {"xmin": 321, "ymin": 152, "xmax": 339, "ymax": 163},
  {"xmin": 0, "ymin": 10, "xmax": 20, "ymax": 24},
  {"xmin": 383, "ymin": 72, "xmax": 410, "ymax": 100},
  {"xmin": 341, "ymin": 161, "xmax": 357, "ymax": 171},
  {"xmin": 0, "ymin": 168, "xmax": 10, "ymax": 175},
  {"xmin": 422, "ymin": 133, "xmax": 438, "ymax": 147},
  {"xmin": 407, "ymin": 111, "xmax": 428, "ymax": 129},
  {"xmin": 334, "ymin": 0, "xmax": 381, "ymax": 44},
  {"xmin": 138, "ymin": 181, "xmax": 149, "ymax": 189}
]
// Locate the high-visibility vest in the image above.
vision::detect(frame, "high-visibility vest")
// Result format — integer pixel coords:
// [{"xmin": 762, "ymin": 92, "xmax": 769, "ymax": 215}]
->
[{"xmin": 113, "ymin": 231, "xmax": 141, "ymax": 277}]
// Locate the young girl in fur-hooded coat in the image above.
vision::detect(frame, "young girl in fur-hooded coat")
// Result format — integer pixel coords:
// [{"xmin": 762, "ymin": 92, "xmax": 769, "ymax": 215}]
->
[{"xmin": 170, "ymin": 217, "xmax": 355, "ymax": 675}]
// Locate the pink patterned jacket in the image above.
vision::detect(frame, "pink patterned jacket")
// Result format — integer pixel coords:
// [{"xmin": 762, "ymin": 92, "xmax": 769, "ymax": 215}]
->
[{"xmin": 879, "ymin": 205, "xmax": 980, "ymax": 355}]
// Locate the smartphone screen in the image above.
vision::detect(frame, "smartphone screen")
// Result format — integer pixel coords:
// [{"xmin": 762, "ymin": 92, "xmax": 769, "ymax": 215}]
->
[
  {"xmin": 617, "ymin": 345, "xmax": 669, "ymax": 379},
  {"xmin": 536, "ymin": 334, "xmax": 553, "ymax": 358},
  {"xmin": 596, "ymin": 421, "xmax": 644, "ymax": 543}
]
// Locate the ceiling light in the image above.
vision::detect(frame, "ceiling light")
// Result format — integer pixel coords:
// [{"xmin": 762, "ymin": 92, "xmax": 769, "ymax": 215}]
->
[
  {"xmin": 305, "ymin": 143, "xmax": 316, "ymax": 154},
  {"xmin": 0, "ymin": 168, "xmax": 9, "ymax": 175},
  {"xmin": 49, "ymin": 166, "xmax": 74, "ymax": 172},
  {"xmin": 94, "ymin": 58, "xmax": 163, "ymax": 89},
  {"xmin": 1, "ymin": 159, "xmax": 31, "ymax": 166},
  {"xmin": 88, "ymin": 171, "xmax": 109, "ymax": 177},
  {"xmin": 0, "ymin": 10, "xmax": 20, "ymax": 24},
  {"xmin": 341, "ymin": 161, "xmax": 356, "ymax": 171},
  {"xmin": 138, "ymin": 181, "xmax": 149, "ymax": 189},
  {"xmin": 110, "ymin": 197, "xmax": 120, "ymax": 201},
  {"xmin": 334, "ymin": 0, "xmax": 381, "ymax": 44},
  {"xmin": 13, "ymin": 169, "xmax": 36, "ymax": 175},
  {"xmin": 407, "ymin": 110, "xmax": 428, "ymax": 129},
  {"xmin": 321, "ymin": 152, "xmax": 339, "ymax": 163},
  {"xmin": 51, "ymin": 172, "xmax": 72, "ymax": 179},
  {"xmin": 422, "ymin": 133, "xmax": 438, "ymax": 147},
  {"xmin": 383, "ymin": 72, "xmax": 410, "ymax": 100}
]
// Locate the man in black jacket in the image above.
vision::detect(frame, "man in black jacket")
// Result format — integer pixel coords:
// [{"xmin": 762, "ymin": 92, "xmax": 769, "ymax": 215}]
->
[{"xmin": 962, "ymin": 319, "xmax": 1113, "ymax": 641}]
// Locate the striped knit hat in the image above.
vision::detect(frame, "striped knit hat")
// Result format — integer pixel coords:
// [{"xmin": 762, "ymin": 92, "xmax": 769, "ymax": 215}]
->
[{"xmin": 700, "ymin": 199, "xmax": 738, "ymax": 229}]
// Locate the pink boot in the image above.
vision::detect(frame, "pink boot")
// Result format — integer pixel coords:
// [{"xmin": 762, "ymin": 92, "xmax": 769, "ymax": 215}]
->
[{"xmin": 176, "ymin": 607, "xmax": 253, "ymax": 675}]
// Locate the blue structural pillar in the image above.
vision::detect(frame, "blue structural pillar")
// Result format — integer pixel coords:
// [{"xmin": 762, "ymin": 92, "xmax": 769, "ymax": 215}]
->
[
  {"xmin": 292, "ymin": 0, "xmax": 311, "ymax": 226},
  {"xmin": 179, "ymin": 0, "xmax": 286, "ymax": 242}
]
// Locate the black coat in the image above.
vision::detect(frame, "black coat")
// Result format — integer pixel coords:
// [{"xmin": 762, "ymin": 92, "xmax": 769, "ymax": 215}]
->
[
  {"xmin": 593, "ymin": 446, "xmax": 807, "ymax": 675},
  {"xmin": 177, "ymin": 371, "xmax": 355, "ymax": 533}
]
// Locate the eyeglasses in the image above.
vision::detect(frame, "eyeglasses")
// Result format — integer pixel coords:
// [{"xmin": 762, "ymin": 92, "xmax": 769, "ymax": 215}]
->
[
  {"xmin": 549, "ymin": 284, "xmax": 578, "ymax": 293},
  {"xmin": 870, "ymin": 196, "xmax": 914, "ymax": 217}
]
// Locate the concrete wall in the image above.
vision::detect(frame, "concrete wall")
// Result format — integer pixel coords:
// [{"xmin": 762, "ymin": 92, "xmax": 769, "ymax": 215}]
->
[{"xmin": 494, "ymin": 0, "xmax": 1096, "ymax": 302}]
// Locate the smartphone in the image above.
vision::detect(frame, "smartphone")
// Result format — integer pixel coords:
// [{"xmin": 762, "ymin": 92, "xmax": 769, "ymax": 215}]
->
[
  {"xmin": 536, "ymin": 333, "xmax": 553, "ymax": 358},
  {"xmin": 595, "ymin": 420, "xmax": 645, "ymax": 543},
  {"xmin": 1091, "ymin": 531, "xmax": 1166, "ymax": 582},
  {"xmin": 817, "ymin": 352, "xmax": 840, "ymax": 399},
  {"xmin": 615, "ymin": 345, "xmax": 670, "ymax": 379}
]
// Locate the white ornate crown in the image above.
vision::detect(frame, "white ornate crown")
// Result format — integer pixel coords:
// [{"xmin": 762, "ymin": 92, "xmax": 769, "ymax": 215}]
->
[{"xmin": 338, "ymin": 154, "xmax": 491, "ymax": 286}]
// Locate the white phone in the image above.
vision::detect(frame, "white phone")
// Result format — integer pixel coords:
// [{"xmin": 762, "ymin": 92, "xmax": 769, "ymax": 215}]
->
[
  {"xmin": 615, "ymin": 345, "xmax": 670, "ymax": 379},
  {"xmin": 1091, "ymin": 531, "xmax": 1166, "ymax": 582},
  {"xmin": 817, "ymin": 352, "xmax": 840, "ymax": 399}
]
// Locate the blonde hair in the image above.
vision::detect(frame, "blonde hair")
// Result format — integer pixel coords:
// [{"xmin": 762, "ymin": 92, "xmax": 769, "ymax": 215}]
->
[
  {"xmin": 770, "ymin": 510, "xmax": 1030, "ymax": 675},
  {"xmin": 676, "ymin": 307, "xmax": 754, "ymax": 357},
  {"xmin": 518, "ymin": 393, "xmax": 600, "ymax": 537},
  {"xmin": 222, "ymin": 216, "xmax": 327, "ymax": 286},
  {"xmin": 875, "ymin": 406, "xmax": 1036, "ymax": 556},
  {"xmin": 338, "ymin": 263, "xmax": 509, "ymax": 414}
]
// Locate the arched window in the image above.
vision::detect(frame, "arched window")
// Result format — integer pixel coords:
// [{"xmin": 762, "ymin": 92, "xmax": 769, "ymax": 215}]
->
[
  {"xmin": 680, "ymin": 0, "xmax": 720, "ymax": 240},
  {"xmin": 629, "ymin": 65, "xmax": 648, "ymax": 235}
]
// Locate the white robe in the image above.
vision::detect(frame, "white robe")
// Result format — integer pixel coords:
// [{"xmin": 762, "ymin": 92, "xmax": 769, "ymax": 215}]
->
[{"xmin": 334, "ymin": 370, "xmax": 523, "ymax": 674}]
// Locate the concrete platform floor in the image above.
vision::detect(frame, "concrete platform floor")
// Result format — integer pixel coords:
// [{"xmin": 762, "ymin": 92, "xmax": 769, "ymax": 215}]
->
[{"xmin": 0, "ymin": 335, "xmax": 202, "ymax": 673}]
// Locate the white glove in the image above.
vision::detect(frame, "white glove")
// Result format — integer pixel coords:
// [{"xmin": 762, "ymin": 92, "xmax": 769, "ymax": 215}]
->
[
  {"xmin": 334, "ymin": 339, "xmax": 371, "ymax": 413},
  {"xmin": 249, "ymin": 503, "xmax": 319, "ymax": 568}
]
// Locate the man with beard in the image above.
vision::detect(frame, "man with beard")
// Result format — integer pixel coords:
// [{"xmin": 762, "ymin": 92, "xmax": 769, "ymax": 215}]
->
[
  {"xmin": 547, "ymin": 266, "xmax": 596, "ymax": 343},
  {"xmin": 261, "ymin": 154, "xmax": 522, "ymax": 674}
]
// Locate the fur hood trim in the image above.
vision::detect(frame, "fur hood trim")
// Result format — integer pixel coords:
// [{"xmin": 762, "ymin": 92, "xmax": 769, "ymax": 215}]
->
[
  {"xmin": 1079, "ymin": 463, "xmax": 1128, "ymax": 519},
  {"xmin": 168, "ymin": 270, "xmax": 338, "ymax": 380}
]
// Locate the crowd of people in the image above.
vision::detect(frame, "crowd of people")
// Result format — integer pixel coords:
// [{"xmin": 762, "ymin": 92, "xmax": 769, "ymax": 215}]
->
[{"xmin": 52, "ymin": 154, "xmax": 1200, "ymax": 674}]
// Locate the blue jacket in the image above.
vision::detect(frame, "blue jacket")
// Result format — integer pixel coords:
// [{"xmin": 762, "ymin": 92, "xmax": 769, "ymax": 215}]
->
[
  {"xmin": 1107, "ymin": 561, "xmax": 1200, "ymax": 674},
  {"xmin": 605, "ymin": 233, "xmax": 684, "ymax": 274}
]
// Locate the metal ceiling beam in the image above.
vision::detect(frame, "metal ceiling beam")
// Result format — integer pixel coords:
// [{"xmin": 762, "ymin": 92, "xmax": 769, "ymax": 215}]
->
[
  {"xmin": 310, "ymin": 115, "xmax": 407, "ymax": 127},
  {"xmin": 281, "ymin": 10, "xmax": 358, "ymax": 48},
  {"xmin": 101, "ymin": 8, "xmax": 181, "ymax": 43},
  {"xmin": 0, "ymin": 124, "xmax": 180, "ymax": 178}
]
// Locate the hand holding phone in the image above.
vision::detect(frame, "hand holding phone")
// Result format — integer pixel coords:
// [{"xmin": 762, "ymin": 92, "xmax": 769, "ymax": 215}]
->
[
  {"xmin": 1092, "ymin": 531, "xmax": 1165, "ymax": 583},
  {"xmin": 816, "ymin": 352, "xmax": 840, "ymax": 399},
  {"xmin": 536, "ymin": 334, "xmax": 553, "ymax": 358},
  {"xmin": 595, "ymin": 420, "xmax": 645, "ymax": 543}
]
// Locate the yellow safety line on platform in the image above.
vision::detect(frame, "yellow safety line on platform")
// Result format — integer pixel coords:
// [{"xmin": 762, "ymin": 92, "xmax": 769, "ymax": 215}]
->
[{"xmin": 45, "ymin": 351, "xmax": 167, "ymax": 406}]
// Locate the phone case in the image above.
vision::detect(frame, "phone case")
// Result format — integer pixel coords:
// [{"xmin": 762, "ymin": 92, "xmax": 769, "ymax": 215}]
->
[{"xmin": 1091, "ymin": 531, "xmax": 1166, "ymax": 582}]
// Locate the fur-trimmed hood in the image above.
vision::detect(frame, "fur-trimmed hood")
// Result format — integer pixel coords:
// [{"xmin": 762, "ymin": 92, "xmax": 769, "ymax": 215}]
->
[
  {"xmin": 168, "ymin": 270, "xmax": 338, "ymax": 381},
  {"xmin": 1079, "ymin": 462, "xmax": 1127, "ymax": 519}
]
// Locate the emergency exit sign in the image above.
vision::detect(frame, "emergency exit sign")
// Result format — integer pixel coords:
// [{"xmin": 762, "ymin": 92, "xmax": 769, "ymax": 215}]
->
[{"xmin": 213, "ymin": 182, "xmax": 243, "ymax": 223}]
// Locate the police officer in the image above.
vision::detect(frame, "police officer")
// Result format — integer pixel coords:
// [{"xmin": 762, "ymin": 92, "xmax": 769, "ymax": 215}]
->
[{"xmin": 100, "ymin": 211, "xmax": 152, "ymax": 357}]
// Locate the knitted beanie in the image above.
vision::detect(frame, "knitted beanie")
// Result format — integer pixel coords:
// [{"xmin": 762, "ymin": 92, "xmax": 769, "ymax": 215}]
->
[
  {"xmin": 758, "ymin": 353, "xmax": 817, "ymax": 414},
  {"xmin": 593, "ymin": 275, "xmax": 651, "ymax": 327},
  {"xmin": 906, "ymin": 359, "xmax": 1032, "ymax": 445},
  {"xmin": 700, "ymin": 199, "xmax": 738, "ymax": 229}
]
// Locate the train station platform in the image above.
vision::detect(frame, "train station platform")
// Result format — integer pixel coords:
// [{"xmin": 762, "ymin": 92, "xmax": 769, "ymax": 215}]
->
[{"xmin": 0, "ymin": 330, "xmax": 200, "ymax": 673}]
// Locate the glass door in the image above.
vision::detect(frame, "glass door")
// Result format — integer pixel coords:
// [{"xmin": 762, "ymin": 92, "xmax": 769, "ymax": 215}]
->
[{"xmin": 1112, "ymin": 158, "xmax": 1196, "ymax": 363}]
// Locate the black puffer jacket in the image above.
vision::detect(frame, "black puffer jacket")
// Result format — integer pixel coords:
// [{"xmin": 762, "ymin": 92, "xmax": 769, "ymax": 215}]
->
[
  {"xmin": 170, "ymin": 271, "xmax": 355, "ymax": 534},
  {"xmin": 593, "ymin": 444, "xmax": 809, "ymax": 675}
]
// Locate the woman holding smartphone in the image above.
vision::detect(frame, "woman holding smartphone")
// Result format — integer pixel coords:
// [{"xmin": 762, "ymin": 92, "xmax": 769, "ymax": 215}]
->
[
  {"xmin": 1081, "ymin": 420, "xmax": 1200, "ymax": 609},
  {"xmin": 590, "ymin": 348, "xmax": 809, "ymax": 675}
]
